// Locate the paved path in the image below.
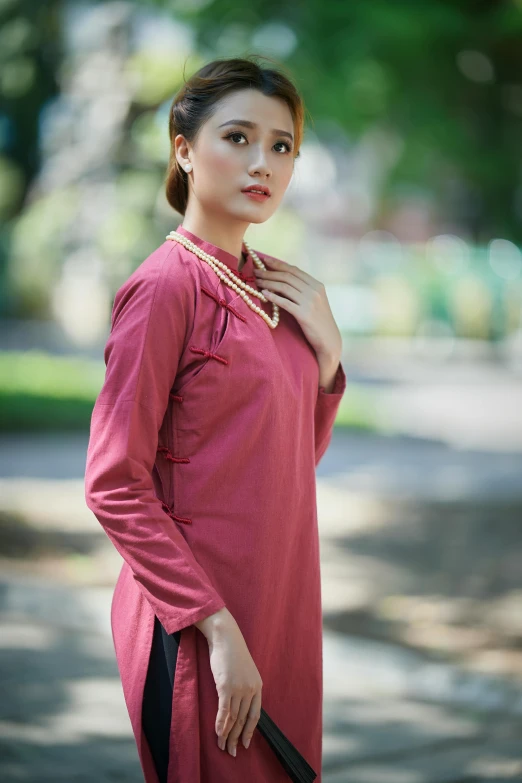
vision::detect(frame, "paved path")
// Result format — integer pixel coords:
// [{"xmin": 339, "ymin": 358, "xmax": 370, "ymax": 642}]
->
[
  {"xmin": 2, "ymin": 575, "xmax": 522, "ymax": 782},
  {"xmin": 2, "ymin": 357, "xmax": 522, "ymax": 782}
]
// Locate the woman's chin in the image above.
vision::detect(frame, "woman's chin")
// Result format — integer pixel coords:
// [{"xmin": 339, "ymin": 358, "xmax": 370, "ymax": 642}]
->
[{"xmin": 230, "ymin": 199, "xmax": 275, "ymax": 223}]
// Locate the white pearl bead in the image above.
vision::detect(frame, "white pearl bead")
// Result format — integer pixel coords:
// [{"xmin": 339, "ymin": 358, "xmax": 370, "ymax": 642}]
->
[{"xmin": 165, "ymin": 231, "xmax": 280, "ymax": 329}]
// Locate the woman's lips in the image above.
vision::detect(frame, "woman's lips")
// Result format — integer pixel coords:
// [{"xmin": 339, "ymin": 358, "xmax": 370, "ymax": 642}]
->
[{"xmin": 242, "ymin": 190, "xmax": 270, "ymax": 202}]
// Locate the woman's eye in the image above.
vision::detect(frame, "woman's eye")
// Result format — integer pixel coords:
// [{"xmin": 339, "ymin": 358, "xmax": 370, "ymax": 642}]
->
[
  {"xmin": 225, "ymin": 132, "xmax": 292, "ymax": 154},
  {"xmin": 226, "ymin": 132, "xmax": 246, "ymax": 144}
]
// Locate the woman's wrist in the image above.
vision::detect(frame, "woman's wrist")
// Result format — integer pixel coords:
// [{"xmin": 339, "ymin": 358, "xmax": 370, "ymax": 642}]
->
[
  {"xmin": 317, "ymin": 352, "xmax": 341, "ymax": 392},
  {"xmin": 195, "ymin": 606, "xmax": 234, "ymax": 640}
]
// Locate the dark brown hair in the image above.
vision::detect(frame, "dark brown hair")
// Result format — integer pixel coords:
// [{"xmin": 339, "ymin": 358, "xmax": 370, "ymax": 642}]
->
[{"xmin": 165, "ymin": 55, "xmax": 306, "ymax": 216}]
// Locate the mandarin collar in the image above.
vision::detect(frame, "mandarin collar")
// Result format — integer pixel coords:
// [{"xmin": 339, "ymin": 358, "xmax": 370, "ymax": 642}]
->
[{"xmin": 175, "ymin": 225, "xmax": 255, "ymax": 277}]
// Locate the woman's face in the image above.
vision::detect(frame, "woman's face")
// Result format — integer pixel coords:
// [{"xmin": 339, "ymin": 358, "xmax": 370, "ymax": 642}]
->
[{"xmin": 175, "ymin": 88, "xmax": 296, "ymax": 224}]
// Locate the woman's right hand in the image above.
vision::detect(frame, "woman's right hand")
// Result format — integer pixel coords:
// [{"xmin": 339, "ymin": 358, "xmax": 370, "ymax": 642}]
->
[{"xmin": 195, "ymin": 607, "xmax": 263, "ymax": 757}]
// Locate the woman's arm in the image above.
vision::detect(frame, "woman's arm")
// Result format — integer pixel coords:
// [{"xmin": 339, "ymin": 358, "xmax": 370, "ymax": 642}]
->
[
  {"xmin": 252, "ymin": 255, "xmax": 347, "ymax": 465},
  {"xmin": 314, "ymin": 358, "xmax": 347, "ymax": 466},
  {"xmin": 84, "ymin": 247, "xmax": 226, "ymax": 635}
]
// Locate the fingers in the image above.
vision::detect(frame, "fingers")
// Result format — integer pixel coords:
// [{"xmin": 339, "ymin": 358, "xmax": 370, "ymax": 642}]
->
[
  {"xmin": 241, "ymin": 689, "xmax": 262, "ymax": 749},
  {"xmin": 216, "ymin": 692, "xmax": 244, "ymax": 754},
  {"xmin": 225, "ymin": 693, "xmax": 252, "ymax": 756},
  {"xmin": 258, "ymin": 257, "xmax": 323, "ymax": 291},
  {"xmin": 216, "ymin": 688, "xmax": 262, "ymax": 756},
  {"xmin": 259, "ymin": 279, "xmax": 304, "ymax": 305},
  {"xmin": 254, "ymin": 267, "xmax": 307, "ymax": 294},
  {"xmin": 258, "ymin": 288, "xmax": 299, "ymax": 316},
  {"xmin": 215, "ymin": 690, "xmax": 231, "ymax": 751}
]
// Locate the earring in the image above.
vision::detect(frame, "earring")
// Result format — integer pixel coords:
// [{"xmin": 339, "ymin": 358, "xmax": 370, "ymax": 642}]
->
[{"xmin": 185, "ymin": 163, "xmax": 192, "ymax": 172}]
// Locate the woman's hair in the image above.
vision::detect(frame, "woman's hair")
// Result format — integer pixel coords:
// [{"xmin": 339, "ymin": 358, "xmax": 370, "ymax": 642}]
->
[{"xmin": 165, "ymin": 55, "xmax": 306, "ymax": 215}]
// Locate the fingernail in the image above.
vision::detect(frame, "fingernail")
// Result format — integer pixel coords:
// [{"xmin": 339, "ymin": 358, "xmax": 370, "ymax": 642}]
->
[
  {"xmin": 231, "ymin": 746, "xmax": 236, "ymax": 757},
  {"xmin": 245, "ymin": 738, "xmax": 250, "ymax": 749}
]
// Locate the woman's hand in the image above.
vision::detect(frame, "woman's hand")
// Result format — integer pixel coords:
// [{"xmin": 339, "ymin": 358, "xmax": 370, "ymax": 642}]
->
[
  {"xmin": 254, "ymin": 257, "xmax": 342, "ymax": 366},
  {"xmin": 196, "ymin": 608, "xmax": 263, "ymax": 757}
]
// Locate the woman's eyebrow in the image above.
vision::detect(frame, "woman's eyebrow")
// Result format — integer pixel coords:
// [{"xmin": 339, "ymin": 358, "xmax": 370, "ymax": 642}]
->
[{"xmin": 218, "ymin": 119, "xmax": 294, "ymax": 142}]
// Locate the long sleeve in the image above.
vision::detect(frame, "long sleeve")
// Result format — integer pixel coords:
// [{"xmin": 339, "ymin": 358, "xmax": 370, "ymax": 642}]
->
[
  {"xmin": 84, "ymin": 250, "xmax": 226, "ymax": 635},
  {"xmin": 314, "ymin": 360, "xmax": 347, "ymax": 466}
]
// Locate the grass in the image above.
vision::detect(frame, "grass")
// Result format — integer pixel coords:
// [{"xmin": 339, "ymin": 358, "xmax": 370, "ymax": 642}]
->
[{"xmin": 0, "ymin": 350, "xmax": 105, "ymax": 431}]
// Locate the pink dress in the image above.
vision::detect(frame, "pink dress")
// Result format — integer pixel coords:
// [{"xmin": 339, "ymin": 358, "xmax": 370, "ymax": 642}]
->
[{"xmin": 84, "ymin": 224, "xmax": 347, "ymax": 783}]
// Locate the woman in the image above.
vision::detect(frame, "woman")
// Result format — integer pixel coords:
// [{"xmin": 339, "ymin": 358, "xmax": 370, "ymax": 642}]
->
[{"xmin": 84, "ymin": 55, "xmax": 346, "ymax": 783}]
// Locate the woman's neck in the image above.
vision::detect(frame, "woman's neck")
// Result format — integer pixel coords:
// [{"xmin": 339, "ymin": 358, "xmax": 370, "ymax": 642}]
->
[{"xmin": 180, "ymin": 215, "xmax": 249, "ymax": 268}]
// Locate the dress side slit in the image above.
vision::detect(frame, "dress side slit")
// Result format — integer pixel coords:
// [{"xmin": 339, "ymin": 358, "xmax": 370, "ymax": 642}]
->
[{"xmin": 142, "ymin": 615, "xmax": 182, "ymax": 783}]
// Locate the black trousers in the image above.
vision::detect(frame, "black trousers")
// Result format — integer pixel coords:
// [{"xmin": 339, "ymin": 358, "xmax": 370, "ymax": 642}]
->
[{"xmin": 142, "ymin": 615, "xmax": 182, "ymax": 783}]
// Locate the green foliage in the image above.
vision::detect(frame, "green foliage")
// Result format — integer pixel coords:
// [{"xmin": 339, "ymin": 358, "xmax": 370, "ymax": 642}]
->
[
  {"xmin": 2, "ymin": 0, "xmax": 521, "ymax": 321},
  {"xmin": 335, "ymin": 386, "xmax": 379, "ymax": 432},
  {"xmin": 0, "ymin": 350, "xmax": 104, "ymax": 431},
  {"xmin": 167, "ymin": 0, "xmax": 522, "ymax": 242}
]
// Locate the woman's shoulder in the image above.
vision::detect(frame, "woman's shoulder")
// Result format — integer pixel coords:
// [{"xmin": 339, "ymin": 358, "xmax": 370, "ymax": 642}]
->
[
  {"xmin": 110, "ymin": 239, "xmax": 197, "ymax": 326},
  {"xmin": 115, "ymin": 239, "xmax": 197, "ymax": 298}
]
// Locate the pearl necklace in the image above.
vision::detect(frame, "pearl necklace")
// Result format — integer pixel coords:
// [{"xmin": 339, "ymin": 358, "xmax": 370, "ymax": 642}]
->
[{"xmin": 165, "ymin": 230, "xmax": 280, "ymax": 329}]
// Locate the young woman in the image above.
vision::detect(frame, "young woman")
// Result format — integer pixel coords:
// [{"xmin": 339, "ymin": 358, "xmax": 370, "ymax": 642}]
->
[{"xmin": 85, "ymin": 55, "xmax": 346, "ymax": 783}]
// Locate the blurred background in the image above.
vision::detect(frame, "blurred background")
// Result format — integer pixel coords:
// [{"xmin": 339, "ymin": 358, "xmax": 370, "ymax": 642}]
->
[{"xmin": 1, "ymin": 1, "xmax": 522, "ymax": 781}]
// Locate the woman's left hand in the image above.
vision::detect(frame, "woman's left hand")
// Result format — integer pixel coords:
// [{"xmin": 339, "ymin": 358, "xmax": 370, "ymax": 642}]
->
[{"xmin": 254, "ymin": 257, "xmax": 342, "ymax": 364}]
